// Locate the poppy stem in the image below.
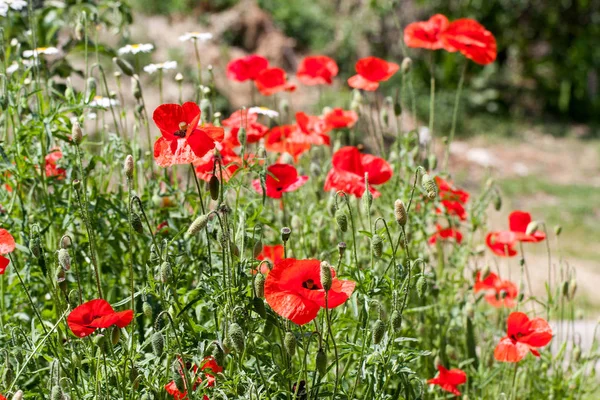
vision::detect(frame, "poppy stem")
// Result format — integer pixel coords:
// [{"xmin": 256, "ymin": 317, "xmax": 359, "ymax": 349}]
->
[
  {"xmin": 443, "ymin": 62, "xmax": 468, "ymax": 171},
  {"xmin": 510, "ymin": 362, "xmax": 519, "ymax": 400},
  {"xmin": 324, "ymin": 295, "xmax": 339, "ymax": 398}
]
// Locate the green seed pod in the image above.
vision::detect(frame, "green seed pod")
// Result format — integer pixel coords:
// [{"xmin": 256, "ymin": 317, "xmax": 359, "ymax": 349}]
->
[
  {"xmin": 394, "ymin": 199, "xmax": 407, "ymax": 226},
  {"xmin": 335, "ymin": 209, "xmax": 348, "ymax": 232},
  {"xmin": 151, "ymin": 331, "xmax": 164, "ymax": 356},
  {"xmin": 281, "ymin": 227, "xmax": 292, "ymax": 242},
  {"xmin": 253, "ymin": 239, "xmax": 263, "ymax": 259},
  {"xmin": 142, "ymin": 301, "xmax": 153, "ymax": 318},
  {"xmin": 252, "ymin": 297, "xmax": 266, "ymax": 318},
  {"xmin": 316, "ymin": 348, "xmax": 327, "ymax": 376},
  {"xmin": 228, "ymin": 323, "xmax": 245, "ymax": 353},
  {"xmin": 391, "ymin": 310, "xmax": 402, "ymax": 332},
  {"xmin": 160, "ymin": 261, "xmax": 172, "ymax": 283},
  {"xmin": 113, "ymin": 57, "xmax": 134, "ymax": 76},
  {"xmin": 111, "ymin": 327, "xmax": 121, "ymax": 345},
  {"xmin": 338, "ymin": 242, "xmax": 346, "ymax": 257},
  {"xmin": 58, "ymin": 248, "xmax": 71, "ymax": 270},
  {"xmin": 209, "ymin": 175, "xmax": 220, "ymax": 201},
  {"xmin": 284, "ymin": 332, "xmax": 296, "ymax": 357},
  {"xmin": 371, "ymin": 235, "xmax": 383, "ymax": 258},
  {"xmin": 416, "ymin": 276, "xmax": 427, "ymax": 298},
  {"xmin": 372, "ymin": 319, "xmax": 386, "ymax": 344},
  {"xmin": 187, "ymin": 214, "xmax": 209, "ymax": 236},
  {"xmin": 493, "ymin": 192, "xmax": 502, "ymax": 211},
  {"xmin": 254, "ymin": 273, "xmax": 265, "ymax": 298},
  {"xmin": 51, "ymin": 385, "xmax": 63, "ymax": 400},
  {"xmin": 29, "ymin": 237, "xmax": 41, "ymax": 258},
  {"xmin": 320, "ymin": 262, "xmax": 332, "ymax": 291},
  {"xmin": 131, "ymin": 212, "xmax": 143, "ymax": 234},
  {"xmin": 421, "ymin": 174, "xmax": 438, "ymax": 200}
]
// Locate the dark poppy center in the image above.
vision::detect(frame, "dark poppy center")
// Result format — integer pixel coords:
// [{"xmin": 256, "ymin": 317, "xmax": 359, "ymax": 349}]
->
[
  {"xmin": 302, "ymin": 279, "xmax": 319, "ymax": 290},
  {"xmin": 173, "ymin": 122, "xmax": 188, "ymax": 138},
  {"xmin": 276, "ymin": 187, "xmax": 283, "ymax": 191}
]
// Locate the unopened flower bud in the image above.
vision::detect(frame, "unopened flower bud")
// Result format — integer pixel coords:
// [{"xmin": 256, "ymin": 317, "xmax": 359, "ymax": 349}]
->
[
  {"xmin": 338, "ymin": 242, "xmax": 346, "ymax": 257},
  {"xmin": 280, "ymin": 152, "xmax": 294, "ymax": 165},
  {"xmin": 568, "ymin": 278, "xmax": 577, "ymax": 300},
  {"xmin": 160, "ymin": 261, "xmax": 172, "ymax": 283},
  {"xmin": 131, "ymin": 212, "xmax": 143, "ymax": 233},
  {"xmin": 228, "ymin": 322, "xmax": 245, "ymax": 353},
  {"xmin": 72, "ymin": 122, "xmax": 83, "ymax": 144},
  {"xmin": 481, "ymin": 265, "xmax": 491, "ymax": 280},
  {"xmin": 320, "ymin": 261, "xmax": 332, "ymax": 291},
  {"xmin": 494, "ymin": 192, "xmax": 502, "ymax": 211},
  {"xmin": 142, "ymin": 301, "xmax": 153, "ymax": 318},
  {"xmin": 29, "ymin": 237, "xmax": 41, "ymax": 258},
  {"xmin": 209, "ymin": 175, "xmax": 220, "ymax": 201},
  {"xmin": 281, "ymin": 227, "xmax": 292, "ymax": 242},
  {"xmin": 372, "ymin": 319, "xmax": 386, "ymax": 344},
  {"xmin": 171, "ymin": 360, "xmax": 185, "ymax": 392},
  {"xmin": 394, "ymin": 199, "xmax": 407, "ymax": 226},
  {"xmin": 111, "ymin": 326, "xmax": 121, "ymax": 345},
  {"xmin": 371, "ymin": 235, "xmax": 383, "ymax": 258},
  {"xmin": 151, "ymin": 331, "xmax": 164, "ymax": 356},
  {"xmin": 284, "ymin": 332, "xmax": 296, "ymax": 357},
  {"xmin": 58, "ymin": 248, "xmax": 71, "ymax": 270},
  {"xmin": 113, "ymin": 57, "xmax": 134, "ymax": 77},
  {"xmin": 51, "ymin": 385, "xmax": 63, "ymax": 400},
  {"xmin": 416, "ymin": 276, "xmax": 427, "ymax": 298},
  {"xmin": 131, "ymin": 77, "xmax": 142, "ymax": 100},
  {"xmin": 391, "ymin": 310, "xmax": 402, "ymax": 332},
  {"xmin": 422, "ymin": 174, "xmax": 437, "ymax": 199},
  {"xmin": 401, "ymin": 57, "xmax": 412, "ymax": 74},
  {"xmin": 187, "ymin": 214, "xmax": 209, "ymax": 236},
  {"xmin": 175, "ymin": 72, "xmax": 183, "ymax": 82},
  {"xmin": 12, "ymin": 390, "xmax": 24, "ymax": 400},
  {"xmin": 335, "ymin": 209, "xmax": 348, "ymax": 232},
  {"xmin": 124, "ymin": 155, "xmax": 134, "ymax": 179},
  {"xmin": 237, "ymin": 127, "xmax": 247, "ymax": 146},
  {"xmin": 554, "ymin": 225, "xmax": 562, "ymax": 236},
  {"xmin": 525, "ymin": 221, "xmax": 539, "ymax": 236},
  {"xmin": 394, "ymin": 99, "xmax": 402, "ymax": 117},
  {"xmin": 316, "ymin": 348, "xmax": 327, "ymax": 376},
  {"xmin": 254, "ymin": 273, "xmax": 265, "ymax": 298}
]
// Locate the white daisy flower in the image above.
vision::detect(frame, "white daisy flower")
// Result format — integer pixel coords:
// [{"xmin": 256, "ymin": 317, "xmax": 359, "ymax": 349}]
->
[
  {"xmin": 249, "ymin": 106, "xmax": 279, "ymax": 119},
  {"xmin": 6, "ymin": 62, "xmax": 19, "ymax": 74},
  {"xmin": 6, "ymin": 0, "xmax": 27, "ymax": 11},
  {"xmin": 178, "ymin": 32, "xmax": 213, "ymax": 42},
  {"xmin": 143, "ymin": 61, "xmax": 178, "ymax": 74},
  {"xmin": 0, "ymin": 3, "xmax": 8, "ymax": 16},
  {"xmin": 22, "ymin": 47, "xmax": 59, "ymax": 58},
  {"xmin": 89, "ymin": 96, "xmax": 119, "ymax": 108},
  {"xmin": 87, "ymin": 112, "xmax": 97, "ymax": 120},
  {"xmin": 117, "ymin": 43, "xmax": 154, "ymax": 55}
]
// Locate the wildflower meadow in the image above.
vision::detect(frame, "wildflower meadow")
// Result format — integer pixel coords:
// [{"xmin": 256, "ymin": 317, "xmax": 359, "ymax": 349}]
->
[{"xmin": 0, "ymin": 1, "xmax": 598, "ymax": 399}]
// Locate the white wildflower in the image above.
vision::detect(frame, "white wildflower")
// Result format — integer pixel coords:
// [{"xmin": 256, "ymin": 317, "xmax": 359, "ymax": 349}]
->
[
  {"xmin": 143, "ymin": 61, "xmax": 177, "ymax": 74},
  {"xmin": 249, "ymin": 106, "xmax": 279, "ymax": 119},
  {"xmin": 22, "ymin": 47, "xmax": 59, "ymax": 58},
  {"xmin": 118, "ymin": 43, "xmax": 154, "ymax": 55},
  {"xmin": 178, "ymin": 32, "xmax": 213, "ymax": 42}
]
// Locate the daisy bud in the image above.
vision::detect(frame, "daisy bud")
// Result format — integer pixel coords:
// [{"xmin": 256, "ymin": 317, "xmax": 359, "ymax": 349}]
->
[
  {"xmin": 281, "ymin": 227, "xmax": 292, "ymax": 242},
  {"xmin": 72, "ymin": 122, "xmax": 83, "ymax": 145},
  {"xmin": 320, "ymin": 261, "xmax": 332, "ymax": 291},
  {"xmin": 160, "ymin": 261, "xmax": 172, "ymax": 283},
  {"xmin": 252, "ymin": 296, "xmax": 266, "ymax": 317},
  {"xmin": 151, "ymin": 331, "xmax": 164, "ymax": 356},
  {"xmin": 401, "ymin": 57, "xmax": 412, "ymax": 74},
  {"xmin": 131, "ymin": 78, "xmax": 142, "ymax": 100},
  {"xmin": 493, "ymin": 192, "xmax": 502, "ymax": 211},
  {"xmin": 316, "ymin": 348, "xmax": 327, "ymax": 376},
  {"xmin": 237, "ymin": 127, "xmax": 247, "ymax": 147},
  {"xmin": 335, "ymin": 209, "xmax": 348, "ymax": 232},
  {"xmin": 209, "ymin": 175, "xmax": 220, "ymax": 201},
  {"xmin": 187, "ymin": 214, "xmax": 209, "ymax": 236},
  {"xmin": 254, "ymin": 273, "xmax": 265, "ymax": 298},
  {"xmin": 111, "ymin": 327, "xmax": 121, "ymax": 345},
  {"xmin": 51, "ymin": 385, "xmax": 63, "ymax": 400},
  {"xmin": 171, "ymin": 360, "xmax": 185, "ymax": 392},
  {"xmin": 142, "ymin": 301, "xmax": 153, "ymax": 318},
  {"xmin": 372, "ymin": 319, "xmax": 386, "ymax": 345},
  {"xmin": 554, "ymin": 225, "xmax": 562, "ymax": 236},
  {"xmin": 338, "ymin": 242, "xmax": 346, "ymax": 257},
  {"xmin": 58, "ymin": 248, "xmax": 71, "ymax": 271},
  {"xmin": 416, "ymin": 275, "xmax": 427, "ymax": 298},
  {"xmin": 131, "ymin": 212, "xmax": 143, "ymax": 233},
  {"xmin": 391, "ymin": 310, "xmax": 402, "ymax": 332},
  {"xmin": 525, "ymin": 221, "xmax": 539, "ymax": 236},
  {"xmin": 175, "ymin": 72, "xmax": 183, "ymax": 82},
  {"xmin": 29, "ymin": 237, "xmax": 41, "ymax": 258},
  {"xmin": 12, "ymin": 390, "xmax": 24, "ymax": 400},
  {"xmin": 284, "ymin": 332, "xmax": 296, "ymax": 357},
  {"xmin": 371, "ymin": 235, "xmax": 383, "ymax": 258},
  {"xmin": 113, "ymin": 57, "xmax": 134, "ymax": 77},
  {"xmin": 394, "ymin": 199, "xmax": 407, "ymax": 226},
  {"xmin": 421, "ymin": 174, "xmax": 438, "ymax": 199},
  {"xmin": 228, "ymin": 322, "xmax": 245, "ymax": 353},
  {"xmin": 124, "ymin": 155, "xmax": 134, "ymax": 179},
  {"xmin": 114, "ymin": 71, "xmax": 122, "ymax": 79}
]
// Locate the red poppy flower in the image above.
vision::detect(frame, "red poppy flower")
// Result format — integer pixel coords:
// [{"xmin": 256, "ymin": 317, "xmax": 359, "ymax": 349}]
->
[
  {"xmin": 222, "ymin": 109, "xmax": 269, "ymax": 145},
  {"xmin": 428, "ymin": 225, "xmax": 463, "ymax": 245},
  {"xmin": 67, "ymin": 299, "xmax": 134, "ymax": 338},
  {"xmin": 404, "ymin": 14, "xmax": 450, "ymax": 50},
  {"xmin": 324, "ymin": 146, "xmax": 392, "ymax": 198},
  {"xmin": 323, "ymin": 108, "xmax": 358, "ymax": 129},
  {"xmin": 252, "ymin": 164, "xmax": 308, "ymax": 199},
  {"xmin": 45, "ymin": 149, "xmax": 66, "ymax": 178},
  {"xmin": 255, "ymin": 244, "xmax": 284, "ymax": 274},
  {"xmin": 474, "ymin": 271, "xmax": 518, "ymax": 308},
  {"xmin": 485, "ymin": 231, "xmax": 518, "ymax": 257},
  {"xmin": 295, "ymin": 112, "xmax": 331, "ymax": 145},
  {"xmin": 194, "ymin": 145, "xmax": 241, "ymax": 183},
  {"xmin": 153, "ymin": 102, "xmax": 224, "ymax": 167},
  {"xmin": 226, "ymin": 54, "xmax": 269, "ymax": 82},
  {"xmin": 265, "ymin": 126, "xmax": 311, "ymax": 161},
  {"xmin": 297, "ymin": 55, "xmax": 339, "ymax": 85},
  {"xmin": 509, "ymin": 211, "xmax": 546, "ymax": 242},
  {"xmin": 347, "ymin": 57, "xmax": 399, "ymax": 91},
  {"xmin": 494, "ymin": 312, "xmax": 553, "ymax": 362},
  {"xmin": 427, "ymin": 365, "xmax": 467, "ymax": 396},
  {"xmin": 255, "ymin": 67, "xmax": 296, "ymax": 96},
  {"xmin": 441, "ymin": 19, "xmax": 497, "ymax": 65},
  {"xmin": 439, "ymin": 200, "xmax": 468, "ymax": 221},
  {"xmin": 0, "ymin": 229, "xmax": 15, "ymax": 275},
  {"xmin": 0, "ymin": 394, "xmax": 5, "ymax": 400},
  {"xmin": 435, "ymin": 176, "xmax": 470, "ymax": 204},
  {"xmin": 264, "ymin": 258, "xmax": 356, "ymax": 325},
  {"xmin": 165, "ymin": 356, "xmax": 222, "ymax": 400}
]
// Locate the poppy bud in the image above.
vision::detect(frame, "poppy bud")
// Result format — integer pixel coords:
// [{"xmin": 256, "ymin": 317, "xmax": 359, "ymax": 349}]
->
[
  {"xmin": 51, "ymin": 385, "xmax": 63, "ymax": 400},
  {"xmin": 187, "ymin": 214, "xmax": 209, "ymax": 236},
  {"xmin": 525, "ymin": 221, "xmax": 539, "ymax": 236},
  {"xmin": 281, "ymin": 227, "xmax": 292, "ymax": 242},
  {"xmin": 554, "ymin": 225, "xmax": 562, "ymax": 236},
  {"xmin": 230, "ymin": 241, "xmax": 240, "ymax": 258},
  {"xmin": 362, "ymin": 188, "xmax": 373, "ymax": 213},
  {"xmin": 320, "ymin": 261, "xmax": 332, "ymax": 291},
  {"xmin": 562, "ymin": 281, "xmax": 570, "ymax": 298},
  {"xmin": 113, "ymin": 57, "xmax": 134, "ymax": 77},
  {"xmin": 427, "ymin": 154, "xmax": 437, "ymax": 171},
  {"xmin": 151, "ymin": 331, "xmax": 164, "ymax": 356},
  {"xmin": 252, "ymin": 296, "xmax": 266, "ymax": 317},
  {"xmin": 371, "ymin": 235, "xmax": 383, "ymax": 258},
  {"xmin": 372, "ymin": 319, "xmax": 386, "ymax": 345},
  {"xmin": 130, "ymin": 212, "xmax": 143, "ymax": 234},
  {"xmin": 493, "ymin": 192, "xmax": 502, "ymax": 211},
  {"xmin": 338, "ymin": 242, "xmax": 346, "ymax": 257},
  {"xmin": 71, "ymin": 353, "xmax": 81, "ymax": 368},
  {"xmin": 131, "ymin": 78, "xmax": 142, "ymax": 100},
  {"xmin": 416, "ymin": 276, "xmax": 427, "ymax": 298},
  {"xmin": 171, "ymin": 360, "xmax": 185, "ymax": 392},
  {"xmin": 257, "ymin": 146, "xmax": 267, "ymax": 159},
  {"xmin": 142, "ymin": 301, "xmax": 153, "ymax": 318},
  {"xmin": 2, "ymin": 364, "xmax": 13, "ymax": 386},
  {"xmin": 124, "ymin": 155, "xmax": 134, "ymax": 179},
  {"xmin": 284, "ymin": 332, "xmax": 296, "ymax": 357},
  {"xmin": 391, "ymin": 310, "xmax": 402, "ymax": 332},
  {"xmin": 568, "ymin": 278, "xmax": 577, "ymax": 300},
  {"xmin": 351, "ymin": 89, "xmax": 363, "ymax": 108},
  {"xmin": 421, "ymin": 174, "xmax": 437, "ymax": 200},
  {"xmin": 29, "ymin": 237, "xmax": 41, "ymax": 258},
  {"xmin": 315, "ymin": 348, "xmax": 327, "ymax": 376},
  {"xmin": 401, "ymin": 57, "xmax": 412, "ymax": 74},
  {"xmin": 72, "ymin": 122, "xmax": 83, "ymax": 145},
  {"xmin": 12, "ymin": 390, "xmax": 24, "ymax": 400},
  {"xmin": 481, "ymin": 265, "xmax": 491, "ymax": 280},
  {"xmin": 58, "ymin": 248, "xmax": 71, "ymax": 271},
  {"xmin": 335, "ymin": 209, "xmax": 348, "ymax": 232},
  {"xmin": 237, "ymin": 127, "xmax": 247, "ymax": 147},
  {"xmin": 254, "ymin": 273, "xmax": 266, "ymax": 298},
  {"xmin": 228, "ymin": 322, "xmax": 245, "ymax": 353},
  {"xmin": 394, "ymin": 99, "xmax": 402, "ymax": 117},
  {"xmin": 573, "ymin": 345, "xmax": 581, "ymax": 362},
  {"xmin": 111, "ymin": 327, "xmax": 121, "ymax": 345},
  {"xmin": 160, "ymin": 261, "xmax": 172, "ymax": 283},
  {"xmin": 394, "ymin": 199, "xmax": 407, "ymax": 226},
  {"xmin": 149, "ymin": 244, "xmax": 160, "ymax": 264},
  {"xmin": 263, "ymin": 318, "xmax": 274, "ymax": 336},
  {"xmin": 253, "ymin": 239, "xmax": 263, "ymax": 259},
  {"xmin": 210, "ymin": 342, "xmax": 226, "ymax": 366},
  {"xmin": 209, "ymin": 175, "xmax": 220, "ymax": 201}
]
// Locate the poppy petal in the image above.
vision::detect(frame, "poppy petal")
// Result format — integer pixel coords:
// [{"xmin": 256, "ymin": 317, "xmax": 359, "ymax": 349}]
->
[
  {"xmin": 494, "ymin": 337, "xmax": 529, "ymax": 362},
  {"xmin": 347, "ymin": 74, "xmax": 379, "ymax": 91},
  {"xmin": 0, "ymin": 229, "xmax": 16, "ymax": 254},
  {"xmin": 0, "ymin": 255, "xmax": 10, "ymax": 275}
]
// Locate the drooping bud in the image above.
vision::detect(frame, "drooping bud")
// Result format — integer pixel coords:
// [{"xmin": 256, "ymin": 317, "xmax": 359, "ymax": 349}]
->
[
  {"xmin": 320, "ymin": 261, "xmax": 332, "ymax": 291},
  {"xmin": 142, "ymin": 302, "xmax": 153, "ymax": 318},
  {"xmin": 210, "ymin": 342, "xmax": 226, "ymax": 366},
  {"xmin": 131, "ymin": 212, "xmax": 143, "ymax": 233},
  {"xmin": 209, "ymin": 175, "xmax": 220, "ymax": 201},
  {"xmin": 525, "ymin": 221, "xmax": 539, "ymax": 236},
  {"xmin": 281, "ymin": 227, "xmax": 292, "ymax": 242},
  {"xmin": 335, "ymin": 209, "xmax": 348, "ymax": 232},
  {"xmin": 171, "ymin": 360, "xmax": 185, "ymax": 392},
  {"xmin": 111, "ymin": 326, "xmax": 121, "ymax": 345},
  {"xmin": 372, "ymin": 319, "xmax": 386, "ymax": 344},
  {"xmin": 151, "ymin": 331, "xmax": 164, "ymax": 356},
  {"xmin": 416, "ymin": 276, "xmax": 427, "ymax": 298},
  {"xmin": 394, "ymin": 199, "xmax": 407, "ymax": 226},
  {"xmin": 29, "ymin": 236, "xmax": 41, "ymax": 258},
  {"xmin": 124, "ymin": 155, "xmax": 134, "ymax": 179},
  {"xmin": 253, "ymin": 239, "xmax": 263, "ymax": 258},
  {"xmin": 113, "ymin": 57, "xmax": 134, "ymax": 76},
  {"xmin": 149, "ymin": 244, "xmax": 160, "ymax": 264},
  {"xmin": 228, "ymin": 322, "xmax": 245, "ymax": 353},
  {"xmin": 421, "ymin": 174, "xmax": 437, "ymax": 199},
  {"xmin": 284, "ymin": 332, "xmax": 296, "ymax": 357},
  {"xmin": 252, "ymin": 296, "xmax": 266, "ymax": 317},
  {"xmin": 86, "ymin": 77, "xmax": 97, "ymax": 100},
  {"xmin": 131, "ymin": 77, "xmax": 142, "ymax": 100},
  {"xmin": 254, "ymin": 273, "xmax": 265, "ymax": 298},
  {"xmin": 401, "ymin": 57, "xmax": 412, "ymax": 74},
  {"xmin": 72, "ymin": 122, "xmax": 83, "ymax": 145},
  {"xmin": 187, "ymin": 214, "xmax": 209, "ymax": 236},
  {"xmin": 58, "ymin": 248, "xmax": 71, "ymax": 270},
  {"xmin": 391, "ymin": 310, "xmax": 402, "ymax": 332},
  {"xmin": 371, "ymin": 235, "xmax": 383, "ymax": 258},
  {"xmin": 568, "ymin": 278, "xmax": 578, "ymax": 300},
  {"xmin": 493, "ymin": 192, "xmax": 502, "ymax": 211}
]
